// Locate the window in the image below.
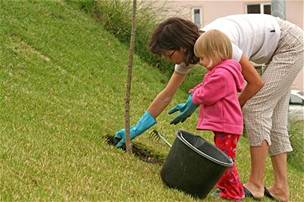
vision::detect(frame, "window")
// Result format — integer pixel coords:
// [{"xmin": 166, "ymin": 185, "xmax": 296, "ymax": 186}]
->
[
  {"xmin": 247, "ymin": 3, "xmax": 271, "ymax": 14},
  {"xmin": 192, "ymin": 8, "xmax": 202, "ymax": 28},
  {"xmin": 263, "ymin": 4, "xmax": 271, "ymax": 14},
  {"xmin": 290, "ymin": 94, "xmax": 304, "ymax": 105}
]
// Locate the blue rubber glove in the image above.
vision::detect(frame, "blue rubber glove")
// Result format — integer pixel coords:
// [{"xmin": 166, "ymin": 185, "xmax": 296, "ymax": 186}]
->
[
  {"xmin": 114, "ymin": 111, "xmax": 156, "ymax": 148},
  {"xmin": 168, "ymin": 94, "xmax": 198, "ymax": 125}
]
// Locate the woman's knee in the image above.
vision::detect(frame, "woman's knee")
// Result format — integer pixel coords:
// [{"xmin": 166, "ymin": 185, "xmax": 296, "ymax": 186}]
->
[{"xmin": 269, "ymin": 132, "xmax": 293, "ymax": 156}]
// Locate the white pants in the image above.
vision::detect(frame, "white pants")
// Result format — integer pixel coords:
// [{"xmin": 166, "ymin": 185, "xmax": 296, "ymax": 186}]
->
[{"xmin": 243, "ymin": 19, "xmax": 304, "ymax": 156}]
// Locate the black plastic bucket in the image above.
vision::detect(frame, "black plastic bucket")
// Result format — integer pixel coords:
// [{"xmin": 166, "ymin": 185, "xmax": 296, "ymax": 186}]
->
[{"xmin": 160, "ymin": 130, "xmax": 233, "ymax": 198}]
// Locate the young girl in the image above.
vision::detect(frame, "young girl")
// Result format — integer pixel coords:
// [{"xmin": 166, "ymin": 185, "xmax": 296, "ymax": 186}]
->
[{"xmin": 191, "ymin": 29, "xmax": 245, "ymax": 200}]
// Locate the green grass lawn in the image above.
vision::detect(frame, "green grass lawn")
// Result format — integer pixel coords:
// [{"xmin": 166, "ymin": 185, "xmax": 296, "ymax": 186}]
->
[{"xmin": 0, "ymin": 1, "xmax": 303, "ymax": 201}]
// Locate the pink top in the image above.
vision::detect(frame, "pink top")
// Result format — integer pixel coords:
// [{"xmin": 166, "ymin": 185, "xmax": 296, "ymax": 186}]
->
[{"xmin": 191, "ymin": 59, "xmax": 244, "ymax": 135}]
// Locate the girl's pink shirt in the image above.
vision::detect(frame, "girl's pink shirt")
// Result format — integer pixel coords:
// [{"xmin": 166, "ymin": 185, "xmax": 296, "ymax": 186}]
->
[{"xmin": 191, "ymin": 59, "xmax": 245, "ymax": 135}]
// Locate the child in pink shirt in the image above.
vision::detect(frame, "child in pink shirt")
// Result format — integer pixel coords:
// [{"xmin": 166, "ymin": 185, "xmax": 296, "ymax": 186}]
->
[{"xmin": 192, "ymin": 30, "xmax": 245, "ymax": 200}]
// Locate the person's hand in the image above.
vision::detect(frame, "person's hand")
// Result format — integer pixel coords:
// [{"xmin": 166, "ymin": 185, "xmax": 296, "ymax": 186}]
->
[
  {"xmin": 168, "ymin": 94, "xmax": 198, "ymax": 125},
  {"xmin": 114, "ymin": 111, "xmax": 156, "ymax": 148}
]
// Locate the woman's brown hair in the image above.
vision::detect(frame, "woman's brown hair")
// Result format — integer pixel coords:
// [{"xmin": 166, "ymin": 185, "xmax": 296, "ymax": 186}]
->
[{"xmin": 149, "ymin": 17, "xmax": 200, "ymax": 65}]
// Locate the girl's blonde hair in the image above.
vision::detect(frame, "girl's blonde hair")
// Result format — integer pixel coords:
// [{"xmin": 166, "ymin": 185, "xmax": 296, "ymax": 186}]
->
[{"xmin": 194, "ymin": 29, "xmax": 232, "ymax": 62}]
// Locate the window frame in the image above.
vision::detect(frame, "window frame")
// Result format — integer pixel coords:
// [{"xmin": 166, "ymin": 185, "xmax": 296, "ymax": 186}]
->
[{"xmin": 191, "ymin": 7, "xmax": 203, "ymax": 28}]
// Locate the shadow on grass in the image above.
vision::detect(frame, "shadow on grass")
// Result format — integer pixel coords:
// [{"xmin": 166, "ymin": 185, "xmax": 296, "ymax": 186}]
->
[{"xmin": 105, "ymin": 134, "xmax": 164, "ymax": 164}]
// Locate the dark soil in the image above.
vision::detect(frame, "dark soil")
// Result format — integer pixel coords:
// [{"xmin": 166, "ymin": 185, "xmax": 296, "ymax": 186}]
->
[{"xmin": 105, "ymin": 134, "xmax": 164, "ymax": 164}]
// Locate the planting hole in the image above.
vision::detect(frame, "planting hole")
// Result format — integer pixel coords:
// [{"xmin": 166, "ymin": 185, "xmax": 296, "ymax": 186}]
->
[{"xmin": 105, "ymin": 134, "xmax": 164, "ymax": 164}]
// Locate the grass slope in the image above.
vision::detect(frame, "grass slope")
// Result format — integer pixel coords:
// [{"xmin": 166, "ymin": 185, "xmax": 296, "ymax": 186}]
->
[{"xmin": 0, "ymin": 1, "xmax": 302, "ymax": 201}]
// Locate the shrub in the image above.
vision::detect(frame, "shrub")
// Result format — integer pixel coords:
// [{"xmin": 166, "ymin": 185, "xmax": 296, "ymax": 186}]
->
[{"xmin": 66, "ymin": 0, "xmax": 172, "ymax": 74}]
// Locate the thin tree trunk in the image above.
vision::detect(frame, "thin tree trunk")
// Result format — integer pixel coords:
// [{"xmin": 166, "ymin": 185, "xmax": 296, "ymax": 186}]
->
[{"xmin": 124, "ymin": 0, "xmax": 137, "ymax": 153}]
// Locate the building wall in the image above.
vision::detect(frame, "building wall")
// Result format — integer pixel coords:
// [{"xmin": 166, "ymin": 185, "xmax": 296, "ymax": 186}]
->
[
  {"xmin": 285, "ymin": 0, "xmax": 304, "ymax": 90},
  {"xmin": 144, "ymin": 0, "xmax": 303, "ymax": 90},
  {"xmin": 148, "ymin": 0, "xmax": 303, "ymax": 28}
]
